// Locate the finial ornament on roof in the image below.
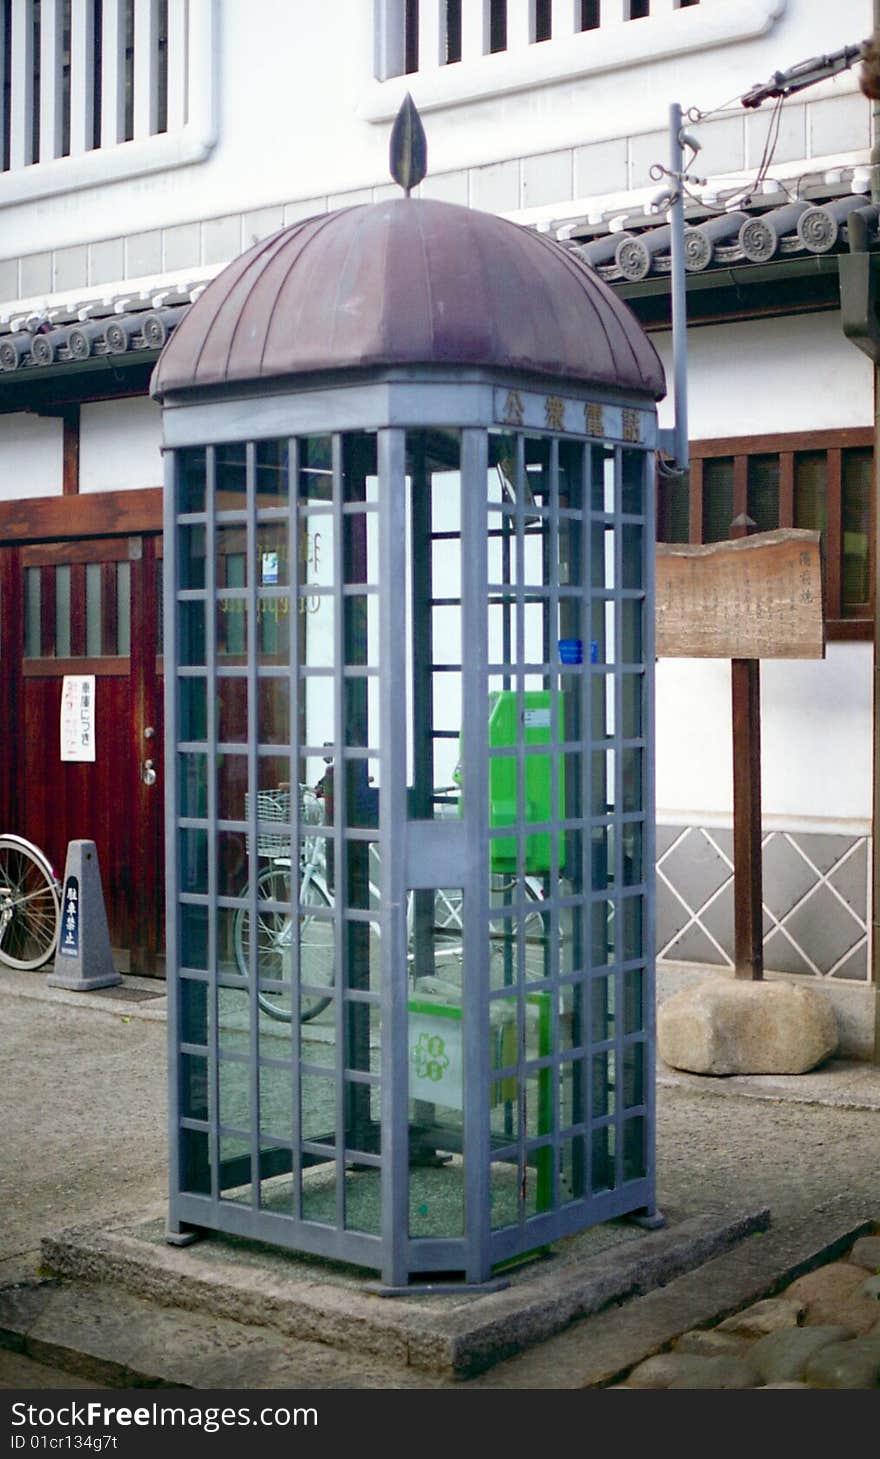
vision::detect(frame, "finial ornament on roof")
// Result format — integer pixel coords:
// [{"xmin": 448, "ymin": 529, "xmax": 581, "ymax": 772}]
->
[{"xmin": 389, "ymin": 93, "xmax": 427, "ymax": 197}]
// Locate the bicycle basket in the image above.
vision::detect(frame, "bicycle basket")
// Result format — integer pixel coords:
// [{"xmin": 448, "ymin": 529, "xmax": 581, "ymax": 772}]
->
[
  {"xmin": 245, "ymin": 786, "xmax": 324, "ymax": 857},
  {"xmin": 245, "ymin": 789, "xmax": 291, "ymax": 857}
]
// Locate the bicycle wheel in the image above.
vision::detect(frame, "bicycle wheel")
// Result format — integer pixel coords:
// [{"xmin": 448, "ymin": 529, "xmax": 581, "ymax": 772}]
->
[
  {"xmin": 0, "ymin": 835, "xmax": 61, "ymax": 971},
  {"xmin": 233, "ymin": 865, "xmax": 335, "ymax": 1024}
]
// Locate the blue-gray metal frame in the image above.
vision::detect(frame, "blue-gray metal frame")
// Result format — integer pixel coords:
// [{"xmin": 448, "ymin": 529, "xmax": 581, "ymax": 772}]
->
[{"xmin": 164, "ymin": 372, "xmax": 658, "ymax": 1281}]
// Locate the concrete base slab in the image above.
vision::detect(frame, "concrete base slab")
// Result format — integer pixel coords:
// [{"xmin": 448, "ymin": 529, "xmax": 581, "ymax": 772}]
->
[{"xmin": 37, "ymin": 1201, "xmax": 770, "ymax": 1378}]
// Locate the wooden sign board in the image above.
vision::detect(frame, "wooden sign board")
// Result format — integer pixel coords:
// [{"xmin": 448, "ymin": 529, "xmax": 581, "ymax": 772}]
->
[{"xmin": 656, "ymin": 529, "xmax": 825, "ymax": 660}]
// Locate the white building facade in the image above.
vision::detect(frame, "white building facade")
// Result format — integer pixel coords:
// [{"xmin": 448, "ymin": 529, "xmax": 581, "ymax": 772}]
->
[{"xmin": 0, "ymin": 0, "xmax": 876, "ymax": 1051}]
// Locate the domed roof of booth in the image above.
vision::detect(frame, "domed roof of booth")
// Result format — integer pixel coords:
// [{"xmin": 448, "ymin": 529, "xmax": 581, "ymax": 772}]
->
[{"xmin": 150, "ymin": 97, "xmax": 665, "ymax": 404}]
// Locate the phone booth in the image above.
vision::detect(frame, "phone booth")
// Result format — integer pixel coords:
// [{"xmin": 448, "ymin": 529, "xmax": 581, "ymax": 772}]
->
[{"xmin": 153, "ymin": 167, "xmax": 666, "ymax": 1288}]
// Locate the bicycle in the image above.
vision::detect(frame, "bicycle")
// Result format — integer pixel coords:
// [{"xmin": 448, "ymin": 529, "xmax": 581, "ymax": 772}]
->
[
  {"xmin": 0, "ymin": 834, "xmax": 62, "ymax": 971},
  {"xmin": 233, "ymin": 785, "xmax": 335, "ymax": 1024},
  {"xmin": 232, "ymin": 785, "xmax": 555, "ymax": 1024}
]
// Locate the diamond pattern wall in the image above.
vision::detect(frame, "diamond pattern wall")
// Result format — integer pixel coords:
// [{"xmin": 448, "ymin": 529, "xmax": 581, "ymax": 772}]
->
[{"xmin": 656, "ymin": 827, "xmax": 870, "ymax": 981}]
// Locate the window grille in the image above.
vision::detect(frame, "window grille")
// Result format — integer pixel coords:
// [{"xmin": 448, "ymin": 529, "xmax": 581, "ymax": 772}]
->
[
  {"xmin": 0, "ymin": 0, "xmax": 187, "ymax": 173},
  {"xmin": 378, "ymin": 0, "xmax": 701, "ymax": 78}
]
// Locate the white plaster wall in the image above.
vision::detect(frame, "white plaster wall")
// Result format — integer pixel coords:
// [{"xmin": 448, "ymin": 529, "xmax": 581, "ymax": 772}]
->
[
  {"xmin": 653, "ymin": 312, "xmax": 875, "ymax": 438},
  {"xmin": 79, "ymin": 398, "xmax": 164, "ymax": 494},
  {"xmin": 656, "ymin": 643, "xmax": 873, "ymax": 829},
  {"xmin": 0, "ymin": 413, "xmax": 62, "ymax": 499},
  {"xmin": 0, "ymin": 0, "xmax": 871, "ymax": 259}
]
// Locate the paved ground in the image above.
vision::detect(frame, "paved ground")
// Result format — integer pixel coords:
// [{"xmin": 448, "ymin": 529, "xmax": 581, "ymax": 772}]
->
[{"xmin": 1, "ymin": 967, "xmax": 879, "ymax": 1388}]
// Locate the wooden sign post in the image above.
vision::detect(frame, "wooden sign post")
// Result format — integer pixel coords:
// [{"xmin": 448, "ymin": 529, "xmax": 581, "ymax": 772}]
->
[{"xmin": 656, "ymin": 526, "xmax": 825, "ymax": 981}]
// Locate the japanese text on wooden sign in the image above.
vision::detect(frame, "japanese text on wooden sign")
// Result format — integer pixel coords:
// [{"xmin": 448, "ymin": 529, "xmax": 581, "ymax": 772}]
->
[{"xmin": 655, "ymin": 529, "xmax": 824, "ymax": 660}]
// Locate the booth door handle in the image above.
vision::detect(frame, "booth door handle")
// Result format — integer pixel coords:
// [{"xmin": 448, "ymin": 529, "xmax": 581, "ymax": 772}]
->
[{"xmin": 142, "ymin": 759, "xmax": 158, "ymax": 787}]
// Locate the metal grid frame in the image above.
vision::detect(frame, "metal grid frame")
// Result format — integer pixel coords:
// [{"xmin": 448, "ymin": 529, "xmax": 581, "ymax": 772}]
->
[{"xmin": 164, "ymin": 372, "xmax": 658, "ymax": 1285}]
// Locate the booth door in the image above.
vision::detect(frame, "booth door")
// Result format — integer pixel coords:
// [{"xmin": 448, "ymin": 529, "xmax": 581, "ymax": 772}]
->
[{"xmin": 14, "ymin": 534, "xmax": 164, "ymax": 973}]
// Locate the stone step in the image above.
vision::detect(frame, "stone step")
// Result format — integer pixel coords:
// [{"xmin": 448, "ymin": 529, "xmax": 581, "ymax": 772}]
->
[{"xmin": 0, "ymin": 1278, "xmax": 439, "ymax": 1390}]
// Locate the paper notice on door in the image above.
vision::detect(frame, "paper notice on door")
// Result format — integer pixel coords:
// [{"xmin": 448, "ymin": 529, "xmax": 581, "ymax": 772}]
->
[{"xmin": 60, "ymin": 675, "xmax": 96, "ymax": 762}]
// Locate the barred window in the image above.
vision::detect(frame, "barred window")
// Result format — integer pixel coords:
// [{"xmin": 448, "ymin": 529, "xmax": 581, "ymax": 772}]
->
[{"xmin": 378, "ymin": 0, "xmax": 702, "ymax": 78}]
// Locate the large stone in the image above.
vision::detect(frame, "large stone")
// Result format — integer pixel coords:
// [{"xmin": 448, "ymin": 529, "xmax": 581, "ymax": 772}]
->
[
  {"xmin": 747, "ymin": 1326, "xmax": 853, "ymax": 1384},
  {"xmin": 657, "ymin": 977, "xmax": 838, "ymax": 1075},
  {"xmin": 849, "ymin": 1236, "xmax": 880, "ymax": 1273},
  {"xmin": 717, "ymin": 1297, "xmax": 804, "ymax": 1338},
  {"xmin": 787, "ymin": 1262, "xmax": 880, "ymax": 1336}
]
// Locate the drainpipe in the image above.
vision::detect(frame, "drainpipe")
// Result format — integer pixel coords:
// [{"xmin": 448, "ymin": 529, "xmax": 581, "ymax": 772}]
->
[{"xmin": 871, "ymin": 0, "xmax": 880, "ymax": 1062}]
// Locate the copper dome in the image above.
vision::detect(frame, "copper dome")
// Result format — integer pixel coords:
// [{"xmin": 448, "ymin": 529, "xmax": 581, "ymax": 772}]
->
[{"xmin": 151, "ymin": 198, "xmax": 665, "ymax": 400}]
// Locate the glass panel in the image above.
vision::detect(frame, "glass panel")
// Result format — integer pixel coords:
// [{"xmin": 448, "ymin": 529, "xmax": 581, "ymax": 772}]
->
[
  {"xmin": 180, "ymin": 977, "xmax": 208, "ymax": 1044},
  {"xmin": 179, "ymin": 829, "xmax": 208, "ymax": 895},
  {"xmin": 217, "ymin": 830, "xmax": 248, "ymax": 897},
  {"xmin": 181, "ymin": 1060, "xmax": 208, "ymax": 1136},
  {"xmin": 842, "ymin": 447, "xmax": 872, "ymax": 611},
  {"xmin": 794, "ymin": 452, "xmax": 827, "ymax": 533},
  {"xmin": 623, "ymin": 821, "xmax": 643, "ymax": 886},
  {"xmin": 260, "ymin": 1064, "xmax": 292, "ymax": 1142},
  {"xmin": 24, "ymin": 567, "xmax": 41, "ymax": 658},
  {"xmin": 621, "ymin": 748, "xmax": 642, "ymax": 812},
  {"xmin": 116, "ymin": 562, "xmax": 131, "ymax": 656},
  {"xmin": 219, "ymin": 1059, "xmax": 249, "ymax": 1131},
  {"xmin": 623, "ymin": 967, "xmax": 645, "ymax": 1034},
  {"xmin": 180, "ymin": 1130, "xmax": 211, "ymax": 1194},
  {"xmin": 620, "ymin": 672, "xmax": 642, "ymax": 739},
  {"xmin": 592, "ymin": 1050, "xmax": 614, "ymax": 1119},
  {"xmin": 621, "ymin": 895, "xmax": 643, "ymax": 960},
  {"xmin": 216, "ymin": 753, "xmax": 248, "ymax": 820},
  {"xmin": 219, "ymin": 1137, "xmax": 252, "ymax": 1204},
  {"xmin": 620, "ymin": 598, "xmax": 642, "ymax": 663},
  {"xmin": 623, "ymin": 1041, "xmax": 645, "ymax": 1109},
  {"xmin": 747, "ymin": 454, "xmax": 779, "ymax": 533},
  {"xmin": 257, "ymin": 520, "xmax": 290, "ymax": 588},
  {"xmin": 179, "ymin": 600, "xmax": 206, "ymax": 666},
  {"xmin": 406, "ymin": 429, "xmax": 462, "ymax": 817},
  {"xmin": 590, "ymin": 1124, "xmax": 615, "ymax": 1194},
  {"xmin": 180, "ymin": 674, "xmax": 207, "ymax": 741},
  {"xmin": 591, "ymin": 900, "xmax": 615, "ymax": 966},
  {"xmin": 217, "ymin": 525, "xmax": 247, "ymax": 589},
  {"xmin": 591, "ymin": 971, "xmax": 614, "ymax": 1041},
  {"xmin": 217, "ymin": 597, "xmax": 246, "ymax": 657},
  {"xmin": 257, "ymin": 594, "xmax": 291, "ymax": 661},
  {"xmin": 85, "ymin": 563, "xmax": 101, "ymax": 657},
  {"xmin": 258, "ymin": 676, "xmax": 291, "ymax": 747},
  {"xmin": 178, "ymin": 448, "xmax": 206, "ymax": 514},
  {"xmin": 591, "ymin": 445, "xmax": 614, "ymax": 513},
  {"xmin": 299, "ymin": 436, "xmax": 333, "ymax": 501},
  {"xmin": 55, "ymin": 564, "xmax": 70, "ymax": 657},
  {"xmin": 301, "ymin": 1073, "xmax": 336, "ymax": 1146},
  {"xmin": 702, "ymin": 458, "xmax": 734, "ymax": 542},
  {"xmin": 560, "ymin": 1135, "xmax": 585, "ymax": 1204},
  {"xmin": 179, "ymin": 524, "xmax": 206, "ymax": 589},
  {"xmin": 621, "ymin": 449, "xmax": 644, "ymax": 515},
  {"xmin": 624, "ymin": 1115, "xmax": 646, "ymax": 1182},
  {"xmin": 216, "ymin": 443, "xmax": 248, "ymax": 512},
  {"xmin": 178, "ymin": 752, "xmax": 207, "ymax": 818},
  {"xmin": 621, "ymin": 525, "xmax": 642, "ymax": 589},
  {"xmin": 301, "ymin": 1161, "xmax": 338, "ymax": 1226},
  {"xmin": 179, "ymin": 904, "xmax": 208, "ymax": 970},
  {"xmin": 217, "ymin": 676, "xmax": 248, "ymax": 743},
  {"xmin": 255, "ymin": 439, "xmax": 288, "ymax": 505},
  {"xmin": 490, "ymin": 1156, "xmax": 521, "ymax": 1229}
]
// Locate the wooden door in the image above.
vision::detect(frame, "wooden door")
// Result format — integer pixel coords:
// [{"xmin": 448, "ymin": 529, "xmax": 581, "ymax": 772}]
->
[{"xmin": 8, "ymin": 534, "xmax": 164, "ymax": 973}]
